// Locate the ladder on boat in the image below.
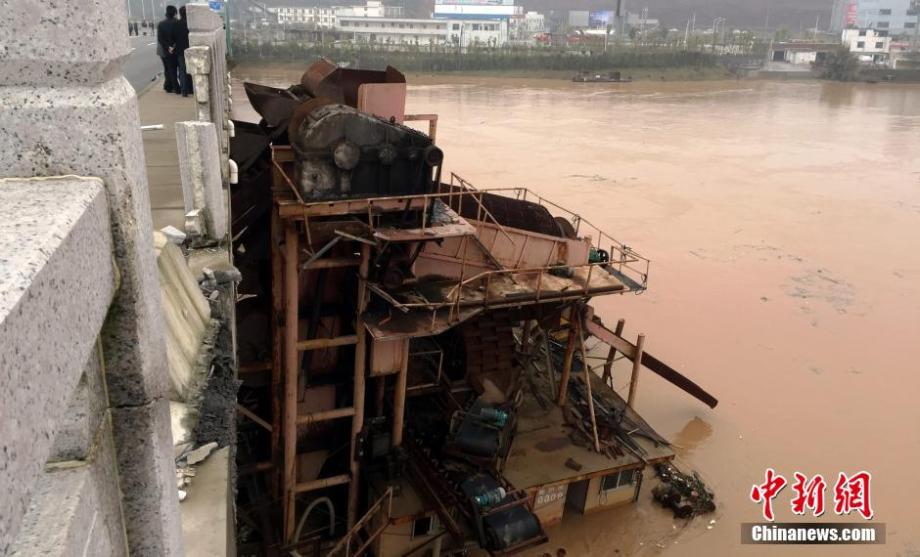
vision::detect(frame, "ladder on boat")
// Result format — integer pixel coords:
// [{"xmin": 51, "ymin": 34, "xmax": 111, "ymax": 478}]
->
[{"xmin": 325, "ymin": 488, "xmax": 395, "ymax": 557}]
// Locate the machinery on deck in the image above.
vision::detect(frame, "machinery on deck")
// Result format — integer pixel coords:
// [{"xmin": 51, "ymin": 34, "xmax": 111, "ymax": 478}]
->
[{"xmin": 230, "ymin": 58, "xmax": 717, "ymax": 557}]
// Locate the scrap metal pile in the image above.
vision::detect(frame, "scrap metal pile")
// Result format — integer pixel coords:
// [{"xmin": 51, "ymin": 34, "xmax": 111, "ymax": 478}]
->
[
  {"xmin": 546, "ymin": 338, "xmax": 668, "ymax": 461},
  {"xmin": 652, "ymin": 462, "xmax": 716, "ymax": 519}
]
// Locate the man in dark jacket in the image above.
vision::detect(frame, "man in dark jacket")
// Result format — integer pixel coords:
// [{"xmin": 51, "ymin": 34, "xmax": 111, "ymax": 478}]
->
[
  {"xmin": 176, "ymin": 6, "xmax": 192, "ymax": 97},
  {"xmin": 157, "ymin": 5, "xmax": 179, "ymax": 94}
]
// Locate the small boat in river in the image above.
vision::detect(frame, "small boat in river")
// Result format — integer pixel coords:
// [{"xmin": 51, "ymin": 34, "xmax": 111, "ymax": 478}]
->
[{"xmin": 572, "ymin": 71, "xmax": 633, "ymax": 83}]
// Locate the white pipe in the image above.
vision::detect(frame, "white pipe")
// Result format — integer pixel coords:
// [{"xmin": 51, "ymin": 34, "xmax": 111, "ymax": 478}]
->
[
  {"xmin": 140, "ymin": 124, "xmax": 164, "ymax": 131},
  {"xmin": 290, "ymin": 497, "xmax": 335, "ymax": 557},
  {"xmin": 229, "ymin": 159, "xmax": 239, "ymax": 185}
]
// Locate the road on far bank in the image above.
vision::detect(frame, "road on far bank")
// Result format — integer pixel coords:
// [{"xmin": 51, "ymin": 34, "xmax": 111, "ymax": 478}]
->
[{"xmin": 126, "ymin": 33, "xmax": 162, "ymax": 93}]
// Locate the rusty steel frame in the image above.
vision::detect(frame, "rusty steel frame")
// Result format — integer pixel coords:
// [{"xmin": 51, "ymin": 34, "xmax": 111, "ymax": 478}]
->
[
  {"xmin": 262, "ymin": 141, "xmax": 667, "ymax": 551},
  {"xmin": 404, "ymin": 113, "xmax": 439, "ymax": 142}
]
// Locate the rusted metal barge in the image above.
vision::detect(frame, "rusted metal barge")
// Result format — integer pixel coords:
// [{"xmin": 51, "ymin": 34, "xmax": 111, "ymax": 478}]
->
[{"xmin": 231, "ymin": 58, "xmax": 715, "ymax": 557}]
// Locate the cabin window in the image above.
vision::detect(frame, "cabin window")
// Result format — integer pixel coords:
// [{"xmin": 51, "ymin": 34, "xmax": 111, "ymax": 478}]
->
[
  {"xmin": 857, "ymin": 41, "xmax": 866, "ymax": 48},
  {"xmin": 601, "ymin": 469, "xmax": 636, "ymax": 491},
  {"xmin": 875, "ymin": 42, "xmax": 885, "ymax": 49},
  {"xmin": 411, "ymin": 515, "xmax": 435, "ymax": 539}
]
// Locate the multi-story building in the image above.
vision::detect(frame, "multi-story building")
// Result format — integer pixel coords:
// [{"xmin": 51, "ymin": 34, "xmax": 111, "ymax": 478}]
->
[
  {"xmin": 830, "ymin": 0, "xmax": 920, "ymax": 37},
  {"xmin": 842, "ymin": 27, "xmax": 893, "ymax": 62},
  {"xmin": 336, "ymin": 0, "xmax": 404, "ymax": 19},
  {"xmin": 273, "ymin": 6, "xmax": 338, "ymax": 28},
  {"xmin": 336, "ymin": 14, "xmax": 509, "ymax": 47},
  {"xmin": 336, "ymin": 16, "xmax": 449, "ymax": 45}
]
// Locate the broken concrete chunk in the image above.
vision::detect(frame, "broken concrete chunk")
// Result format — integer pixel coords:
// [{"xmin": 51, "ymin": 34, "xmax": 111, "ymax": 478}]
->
[
  {"xmin": 185, "ymin": 442, "xmax": 218, "ymax": 466},
  {"xmin": 160, "ymin": 225, "xmax": 187, "ymax": 245},
  {"xmin": 185, "ymin": 209, "xmax": 205, "ymax": 240},
  {"xmin": 212, "ymin": 267, "xmax": 242, "ymax": 285}
]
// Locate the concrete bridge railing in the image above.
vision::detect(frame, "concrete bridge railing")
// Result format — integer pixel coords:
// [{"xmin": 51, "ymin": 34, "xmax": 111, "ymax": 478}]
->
[{"xmin": 0, "ymin": 0, "xmax": 184, "ymax": 554}]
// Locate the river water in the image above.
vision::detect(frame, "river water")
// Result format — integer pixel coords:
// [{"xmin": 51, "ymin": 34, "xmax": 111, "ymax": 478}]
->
[{"xmin": 233, "ymin": 66, "xmax": 920, "ymax": 556}]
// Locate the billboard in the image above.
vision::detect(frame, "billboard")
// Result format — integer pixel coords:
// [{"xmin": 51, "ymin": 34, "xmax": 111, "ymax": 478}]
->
[
  {"xmin": 589, "ymin": 10, "xmax": 614, "ymax": 29},
  {"xmin": 845, "ymin": 0, "xmax": 857, "ymax": 26},
  {"xmin": 435, "ymin": 0, "xmax": 515, "ymax": 4}
]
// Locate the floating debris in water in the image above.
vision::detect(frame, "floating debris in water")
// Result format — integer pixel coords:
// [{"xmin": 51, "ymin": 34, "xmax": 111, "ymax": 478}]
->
[{"xmin": 651, "ymin": 462, "xmax": 716, "ymax": 518}]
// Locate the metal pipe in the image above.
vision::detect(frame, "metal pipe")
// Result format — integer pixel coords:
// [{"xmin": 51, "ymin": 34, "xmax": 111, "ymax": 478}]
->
[
  {"xmin": 392, "ymin": 341, "xmax": 410, "ymax": 447},
  {"xmin": 557, "ymin": 312, "xmax": 579, "ymax": 406},
  {"xmin": 602, "ymin": 319, "xmax": 626, "ymax": 386},
  {"xmin": 627, "ymin": 334, "xmax": 646, "ymax": 408},
  {"xmin": 283, "ymin": 224, "xmax": 300, "ymax": 542},
  {"xmin": 578, "ymin": 326, "xmax": 601, "ymax": 453},
  {"xmin": 348, "ymin": 244, "xmax": 371, "ymax": 528}
]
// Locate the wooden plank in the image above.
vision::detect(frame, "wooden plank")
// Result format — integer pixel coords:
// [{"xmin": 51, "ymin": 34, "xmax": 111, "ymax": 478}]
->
[
  {"xmin": 583, "ymin": 305, "xmax": 718, "ymax": 409},
  {"xmin": 640, "ymin": 352, "xmax": 719, "ymax": 409},
  {"xmin": 303, "ymin": 256, "xmax": 362, "ymax": 270},
  {"xmin": 296, "ymin": 407, "xmax": 356, "ymax": 426},
  {"xmin": 294, "ymin": 474, "xmax": 351, "ymax": 494},
  {"xmin": 296, "ymin": 335, "xmax": 358, "ymax": 352},
  {"xmin": 238, "ymin": 404, "xmax": 272, "ymax": 432},
  {"xmin": 627, "ymin": 334, "xmax": 646, "ymax": 408}
]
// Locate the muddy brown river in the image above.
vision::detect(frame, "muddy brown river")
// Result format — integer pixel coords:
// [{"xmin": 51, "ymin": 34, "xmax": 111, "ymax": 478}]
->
[{"xmin": 234, "ymin": 65, "xmax": 920, "ymax": 556}]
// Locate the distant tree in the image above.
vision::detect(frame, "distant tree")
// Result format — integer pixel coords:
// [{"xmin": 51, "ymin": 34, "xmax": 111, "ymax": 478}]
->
[{"xmin": 819, "ymin": 46, "xmax": 860, "ymax": 81}]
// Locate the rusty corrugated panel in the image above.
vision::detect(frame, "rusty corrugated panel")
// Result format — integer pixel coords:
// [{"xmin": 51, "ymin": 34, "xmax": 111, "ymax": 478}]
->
[
  {"xmin": 454, "ymin": 193, "xmax": 562, "ymax": 237},
  {"xmin": 243, "ymin": 82, "xmax": 309, "ymax": 129},
  {"xmin": 301, "ymin": 58, "xmax": 407, "ymax": 109}
]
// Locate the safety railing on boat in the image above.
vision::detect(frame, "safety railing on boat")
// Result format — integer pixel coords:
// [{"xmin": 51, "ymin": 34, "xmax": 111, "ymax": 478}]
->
[
  {"xmin": 445, "ymin": 173, "xmax": 651, "ymax": 293},
  {"xmin": 371, "ymin": 257, "xmax": 646, "ymax": 328}
]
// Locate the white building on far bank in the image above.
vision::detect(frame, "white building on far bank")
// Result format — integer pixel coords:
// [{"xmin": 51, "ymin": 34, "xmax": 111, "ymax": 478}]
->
[
  {"xmin": 336, "ymin": 15, "xmax": 508, "ymax": 47},
  {"xmin": 842, "ymin": 27, "xmax": 892, "ymax": 63},
  {"xmin": 272, "ymin": 6, "xmax": 338, "ymax": 28}
]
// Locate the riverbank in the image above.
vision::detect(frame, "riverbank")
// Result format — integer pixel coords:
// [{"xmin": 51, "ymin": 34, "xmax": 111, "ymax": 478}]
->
[
  {"xmin": 407, "ymin": 66, "xmax": 737, "ymax": 83},
  {"xmin": 230, "ymin": 60, "xmax": 736, "ymax": 84},
  {"xmin": 230, "ymin": 44, "xmax": 729, "ymax": 77}
]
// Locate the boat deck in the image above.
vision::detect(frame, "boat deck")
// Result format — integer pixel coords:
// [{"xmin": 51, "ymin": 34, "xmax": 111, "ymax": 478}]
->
[{"xmin": 504, "ymin": 369, "xmax": 673, "ymax": 489}]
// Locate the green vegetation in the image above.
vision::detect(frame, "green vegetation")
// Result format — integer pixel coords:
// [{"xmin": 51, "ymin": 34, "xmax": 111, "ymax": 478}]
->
[
  {"xmin": 818, "ymin": 46, "xmax": 860, "ymax": 82},
  {"xmin": 231, "ymin": 42, "xmax": 720, "ymax": 74}
]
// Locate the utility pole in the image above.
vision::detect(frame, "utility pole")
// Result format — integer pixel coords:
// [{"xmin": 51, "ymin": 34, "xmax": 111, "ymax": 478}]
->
[{"xmin": 913, "ymin": 0, "xmax": 920, "ymax": 51}]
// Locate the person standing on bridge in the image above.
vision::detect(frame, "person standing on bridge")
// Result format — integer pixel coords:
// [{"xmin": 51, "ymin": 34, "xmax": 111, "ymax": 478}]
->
[
  {"xmin": 176, "ymin": 6, "xmax": 192, "ymax": 97},
  {"xmin": 156, "ymin": 5, "xmax": 180, "ymax": 94}
]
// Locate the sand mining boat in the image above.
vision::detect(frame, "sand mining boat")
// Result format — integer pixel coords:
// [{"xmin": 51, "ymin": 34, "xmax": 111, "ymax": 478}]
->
[
  {"xmin": 230, "ymin": 58, "xmax": 715, "ymax": 557},
  {"xmin": 572, "ymin": 71, "xmax": 633, "ymax": 83}
]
